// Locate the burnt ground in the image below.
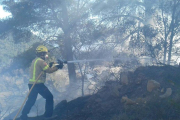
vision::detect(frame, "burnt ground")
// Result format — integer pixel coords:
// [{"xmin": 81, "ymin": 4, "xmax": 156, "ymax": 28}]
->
[{"xmin": 16, "ymin": 65, "xmax": 180, "ymax": 120}]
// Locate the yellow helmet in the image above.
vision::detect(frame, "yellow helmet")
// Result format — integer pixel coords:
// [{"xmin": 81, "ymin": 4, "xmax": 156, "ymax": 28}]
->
[{"xmin": 36, "ymin": 45, "xmax": 48, "ymax": 53}]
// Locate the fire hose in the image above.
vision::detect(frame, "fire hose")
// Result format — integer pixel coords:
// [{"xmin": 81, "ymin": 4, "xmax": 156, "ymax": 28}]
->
[{"xmin": 13, "ymin": 72, "xmax": 43, "ymax": 120}]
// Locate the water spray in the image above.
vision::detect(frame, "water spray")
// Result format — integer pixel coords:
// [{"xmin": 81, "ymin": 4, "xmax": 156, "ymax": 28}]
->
[
  {"xmin": 48, "ymin": 47, "xmax": 136, "ymax": 65},
  {"xmin": 58, "ymin": 57, "xmax": 133, "ymax": 64}
]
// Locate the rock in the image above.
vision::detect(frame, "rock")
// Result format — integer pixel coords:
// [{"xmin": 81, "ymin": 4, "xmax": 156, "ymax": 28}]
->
[
  {"xmin": 147, "ymin": 80, "xmax": 160, "ymax": 92},
  {"xmin": 121, "ymin": 96, "xmax": 136, "ymax": 105},
  {"xmin": 120, "ymin": 72, "xmax": 128, "ymax": 85},
  {"xmin": 105, "ymin": 81, "xmax": 122, "ymax": 97},
  {"xmin": 135, "ymin": 97, "xmax": 146, "ymax": 104},
  {"xmin": 110, "ymin": 85, "xmax": 121, "ymax": 97},
  {"xmin": 160, "ymin": 88, "xmax": 172, "ymax": 98},
  {"xmin": 161, "ymin": 88, "xmax": 164, "ymax": 93}
]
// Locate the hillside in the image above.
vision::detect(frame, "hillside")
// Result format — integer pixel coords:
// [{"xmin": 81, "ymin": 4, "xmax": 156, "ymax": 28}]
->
[{"xmin": 16, "ymin": 65, "xmax": 180, "ymax": 120}]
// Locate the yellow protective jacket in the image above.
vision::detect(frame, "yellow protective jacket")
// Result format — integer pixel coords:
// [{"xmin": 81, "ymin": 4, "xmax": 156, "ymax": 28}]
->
[{"xmin": 29, "ymin": 57, "xmax": 58, "ymax": 84}]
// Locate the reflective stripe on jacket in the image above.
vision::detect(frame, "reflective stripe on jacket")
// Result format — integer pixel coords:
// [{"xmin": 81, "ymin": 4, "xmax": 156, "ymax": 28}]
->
[{"xmin": 29, "ymin": 57, "xmax": 58, "ymax": 84}]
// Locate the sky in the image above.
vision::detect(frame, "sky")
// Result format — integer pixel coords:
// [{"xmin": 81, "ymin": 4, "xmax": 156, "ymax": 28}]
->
[{"xmin": 0, "ymin": 5, "xmax": 11, "ymax": 19}]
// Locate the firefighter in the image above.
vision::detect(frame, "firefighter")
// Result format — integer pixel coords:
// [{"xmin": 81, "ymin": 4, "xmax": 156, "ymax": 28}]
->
[{"xmin": 20, "ymin": 45, "xmax": 63, "ymax": 120}]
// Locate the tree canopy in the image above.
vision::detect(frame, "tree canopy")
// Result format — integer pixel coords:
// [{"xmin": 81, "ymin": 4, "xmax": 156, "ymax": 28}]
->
[{"xmin": 0, "ymin": 0, "xmax": 180, "ymax": 78}]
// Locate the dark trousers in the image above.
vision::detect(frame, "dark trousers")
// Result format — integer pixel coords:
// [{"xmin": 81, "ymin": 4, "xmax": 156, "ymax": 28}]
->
[{"xmin": 21, "ymin": 83, "xmax": 54, "ymax": 117}]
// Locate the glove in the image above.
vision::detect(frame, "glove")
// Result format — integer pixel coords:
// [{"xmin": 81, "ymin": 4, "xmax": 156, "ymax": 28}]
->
[
  {"xmin": 49, "ymin": 62, "xmax": 54, "ymax": 68},
  {"xmin": 56, "ymin": 63, "xmax": 63, "ymax": 69}
]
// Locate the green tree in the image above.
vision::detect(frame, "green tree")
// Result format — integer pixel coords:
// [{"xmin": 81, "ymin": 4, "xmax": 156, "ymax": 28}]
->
[
  {"xmin": 1, "ymin": 0, "xmax": 97, "ymax": 83},
  {"xmin": 158, "ymin": 0, "xmax": 180, "ymax": 64}
]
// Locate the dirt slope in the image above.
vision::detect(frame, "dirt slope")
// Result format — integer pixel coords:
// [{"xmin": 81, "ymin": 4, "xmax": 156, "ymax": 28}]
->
[{"xmin": 16, "ymin": 65, "xmax": 180, "ymax": 120}]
